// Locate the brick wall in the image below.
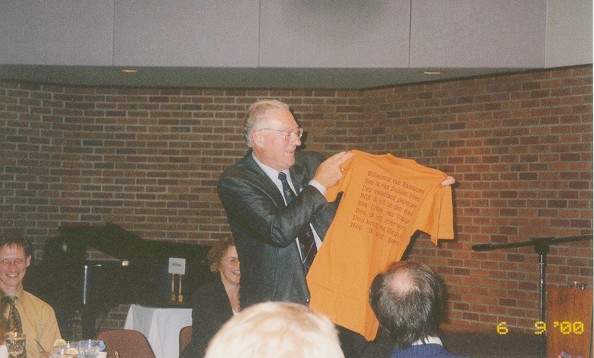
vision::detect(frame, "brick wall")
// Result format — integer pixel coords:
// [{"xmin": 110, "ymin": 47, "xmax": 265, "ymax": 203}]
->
[
  {"xmin": 0, "ymin": 65, "xmax": 591, "ymax": 335},
  {"xmin": 361, "ymin": 66, "xmax": 593, "ymax": 334}
]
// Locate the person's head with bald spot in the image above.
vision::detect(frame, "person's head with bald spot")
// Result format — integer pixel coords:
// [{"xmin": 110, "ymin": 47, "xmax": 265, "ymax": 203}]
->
[{"xmin": 369, "ymin": 260, "xmax": 446, "ymax": 349}]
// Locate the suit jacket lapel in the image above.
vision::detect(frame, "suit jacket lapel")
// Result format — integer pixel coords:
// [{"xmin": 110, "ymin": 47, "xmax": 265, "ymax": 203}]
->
[
  {"xmin": 289, "ymin": 161, "xmax": 307, "ymax": 193},
  {"xmin": 239, "ymin": 150, "xmax": 285, "ymax": 207}
]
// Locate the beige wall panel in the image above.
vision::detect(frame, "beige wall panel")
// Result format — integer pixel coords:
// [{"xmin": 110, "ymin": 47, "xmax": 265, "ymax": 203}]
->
[
  {"xmin": 259, "ymin": 0, "xmax": 410, "ymax": 68},
  {"xmin": 113, "ymin": 0, "xmax": 260, "ymax": 67},
  {"xmin": 0, "ymin": 0, "xmax": 113, "ymax": 65},
  {"xmin": 545, "ymin": 0, "xmax": 593, "ymax": 67},
  {"xmin": 410, "ymin": 0, "xmax": 546, "ymax": 68}
]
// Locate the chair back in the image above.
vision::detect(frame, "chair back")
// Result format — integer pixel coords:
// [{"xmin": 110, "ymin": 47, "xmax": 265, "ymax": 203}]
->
[
  {"xmin": 179, "ymin": 325, "xmax": 192, "ymax": 358},
  {"xmin": 97, "ymin": 329, "xmax": 155, "ymax": 358}
]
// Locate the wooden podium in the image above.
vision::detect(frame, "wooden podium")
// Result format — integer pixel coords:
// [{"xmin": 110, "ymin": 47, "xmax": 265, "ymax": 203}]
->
[{"xmin": 546, "ymin": 286, "xmax": 592, "ymax": 358}]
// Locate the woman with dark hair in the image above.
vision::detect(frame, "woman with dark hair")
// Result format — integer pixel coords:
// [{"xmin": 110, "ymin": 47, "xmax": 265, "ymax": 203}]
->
[{"xmin": 182, "ymin": 237, "xmax": 240, "ymax": 358}]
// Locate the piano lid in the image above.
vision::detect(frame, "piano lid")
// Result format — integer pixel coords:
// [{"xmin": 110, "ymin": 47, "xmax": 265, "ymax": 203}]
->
[
  {"xmin": 58, "ymin": 222, "xmax": 164, "ymax": 262},
  {"xmin": 26, "ymin": 223, "xmax": 215, "ymax": 338}
]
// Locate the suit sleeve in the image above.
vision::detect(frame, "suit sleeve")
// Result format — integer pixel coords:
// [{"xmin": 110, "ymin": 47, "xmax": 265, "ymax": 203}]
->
[{"xmin": 218, "ymin": 168, "xmax": 329, "ymax": 248}]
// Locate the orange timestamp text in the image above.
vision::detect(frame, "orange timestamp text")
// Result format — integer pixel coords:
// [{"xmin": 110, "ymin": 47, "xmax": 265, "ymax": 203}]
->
[{"xmin": 497, "ymin": 321, "xmax": 585, "ymax": 335}]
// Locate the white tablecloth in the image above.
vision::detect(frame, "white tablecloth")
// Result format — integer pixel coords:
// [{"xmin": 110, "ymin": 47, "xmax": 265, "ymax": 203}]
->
[{"xmin": 124, "ymin": 304, "xmax": 192, "ymax": 358}]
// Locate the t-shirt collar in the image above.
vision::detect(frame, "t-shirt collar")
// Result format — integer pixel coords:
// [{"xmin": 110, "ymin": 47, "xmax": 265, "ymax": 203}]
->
[{"xmin": 411, "ymin": 336, "xmax": 443, "ymax": 346}]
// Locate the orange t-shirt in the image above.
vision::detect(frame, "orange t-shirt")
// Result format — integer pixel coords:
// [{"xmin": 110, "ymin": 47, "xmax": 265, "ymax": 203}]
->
[{"xmin": 307, "ymin": 150, "xmax": 454, "ymax": 341}]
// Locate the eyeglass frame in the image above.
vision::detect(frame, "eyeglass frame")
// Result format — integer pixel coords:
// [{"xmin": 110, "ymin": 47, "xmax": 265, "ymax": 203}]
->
[
  {"xmin": 0, "ymin": 258, "xmax": 26, "ymax": 267},
  {"xmin": 257, "ymin": 127, "xmax": 304, "ymax": 141},
  {"xmin": 222, "ymin": 257, "xmax": 240, "ymax": 266}
]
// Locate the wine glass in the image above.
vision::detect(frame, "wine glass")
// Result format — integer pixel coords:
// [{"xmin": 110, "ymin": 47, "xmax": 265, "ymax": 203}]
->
[{"xmin": 5, "ymin": 332, "xmax": 25, "ymax": 358}]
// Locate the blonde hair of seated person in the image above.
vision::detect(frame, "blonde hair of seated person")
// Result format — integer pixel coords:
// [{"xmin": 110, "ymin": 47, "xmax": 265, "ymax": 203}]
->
[{"xmin": 205, "ymin": 302, "xmax": 344, "ymax": 358}]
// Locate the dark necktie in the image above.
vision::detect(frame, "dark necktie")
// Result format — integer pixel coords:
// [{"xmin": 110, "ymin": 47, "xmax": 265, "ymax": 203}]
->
[
  {"xmin": 278, "ymin": 172, "xmax": 317, "ymax": 273},
  {"xmin": 3, "ymin": 296, "xmax": 26, "ymax": 358}
]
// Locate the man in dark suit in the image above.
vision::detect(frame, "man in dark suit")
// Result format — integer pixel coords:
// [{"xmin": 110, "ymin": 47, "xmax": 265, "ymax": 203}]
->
[
  {"xmin": 218, "ymin": 100, "xmax": 367, "ymax": 357},
  {"xmin": 368, "ymin": 260, "xmax": 468, "ymax": 358},
  {"xmin": 217, "ymin": 99, "xmax": 352, "ymax": 308}
]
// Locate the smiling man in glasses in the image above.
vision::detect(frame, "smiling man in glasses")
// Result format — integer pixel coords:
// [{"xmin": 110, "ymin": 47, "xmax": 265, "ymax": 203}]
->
[
  {"xmin": 217, "ymin": 99, "xmax": 363, "ymax": 356},
  {"xmin": 218, "ymin": 99, "xmax": 351, "ymax": 309},
  {"xmin": 0, "ymin": 236, "xmax": 61, "ymax": 358}
]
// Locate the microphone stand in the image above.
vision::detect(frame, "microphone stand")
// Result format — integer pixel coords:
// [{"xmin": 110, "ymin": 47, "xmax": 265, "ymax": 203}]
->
[{"xmin": 472, "ymin": 234, "xmax": 592, "ymax": 358}]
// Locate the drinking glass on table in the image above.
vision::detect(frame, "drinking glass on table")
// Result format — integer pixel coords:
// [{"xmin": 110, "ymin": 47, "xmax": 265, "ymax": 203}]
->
[
  {"xmin": 48, "ymin": 341, "xmax": 78, "ymax": 358},
  {"xmin": 48, "ymin": 347, "xmax": 75, "ymax": 358},
  {"xmin": 5, "ymin": 332, "xmax": 25, "ymax": 358},
  {"xmin": 78, "ymin": 340, "xmax": 101, "ymax": 358}
]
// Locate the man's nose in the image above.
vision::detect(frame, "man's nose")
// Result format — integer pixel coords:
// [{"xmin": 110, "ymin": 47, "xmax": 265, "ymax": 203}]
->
[{"xmin": 291, "ymin": 134, "xmax": 301, "ymax": 146}]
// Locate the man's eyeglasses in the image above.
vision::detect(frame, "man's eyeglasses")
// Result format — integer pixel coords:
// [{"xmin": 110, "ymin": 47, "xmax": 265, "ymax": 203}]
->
[
  {"xmin": 258, "ymin": 127, "xmax": 304, "ymax": 141},
  {"xmin": 0, "ymin": 258, "xmax": 25, "ymax": 267}
]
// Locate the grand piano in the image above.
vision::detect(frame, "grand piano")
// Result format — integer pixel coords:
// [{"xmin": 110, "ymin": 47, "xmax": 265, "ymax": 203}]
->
[{"xmin": 24, "ymin": 223, "xmax": 214, "ymax": 340}]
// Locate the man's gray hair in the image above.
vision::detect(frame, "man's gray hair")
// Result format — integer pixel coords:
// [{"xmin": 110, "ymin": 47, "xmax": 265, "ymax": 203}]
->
[{"xmin": 244, "ymin": 99, "xmax": 290, "ymax": 147}]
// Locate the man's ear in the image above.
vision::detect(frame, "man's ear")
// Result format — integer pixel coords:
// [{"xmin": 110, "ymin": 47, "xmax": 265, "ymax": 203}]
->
[
  {"xmin": 25, "ymin": 255, "xmax": 31, "ymax": 267},
  {"xmin": 252, "ymin": 130, "xmax": 264, "ymax": 148}
]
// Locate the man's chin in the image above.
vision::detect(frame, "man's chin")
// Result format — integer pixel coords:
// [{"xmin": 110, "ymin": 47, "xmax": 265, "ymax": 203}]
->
[
  {"xmin": 285, "ymin": 157, "xmax": 296, "ymax": 168},
  {"xmin": 0, "ymin": 280, "xmax": 20, "ymax": 291}
]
